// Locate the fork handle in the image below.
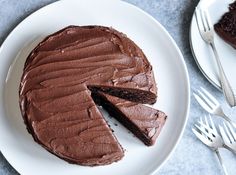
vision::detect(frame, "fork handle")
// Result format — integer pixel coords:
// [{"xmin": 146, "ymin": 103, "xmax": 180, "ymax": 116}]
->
[
  {"xmin": 210, "ymin": 42, "xmax": 235, "ymax": 107},
  {"xmin": 223, "ymin": 144, "xmax": 236, "ymax": 154},
  {"xmin": 220, "ymin": 113, "xmax": 236, "ymax": 128},
  {"xmin": 215, "ymin": 149, "xmax": 229, "ymax": 175}
]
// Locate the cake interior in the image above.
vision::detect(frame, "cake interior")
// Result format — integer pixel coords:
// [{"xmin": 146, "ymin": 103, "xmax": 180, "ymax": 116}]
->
[
  {"xmin": 92, "ymin": 91, "xmax": 166, "ymax": 146},
  {"xmin": 88, "ymin": 85, "xmax": 157, "ymax": 105},
  {"xmin": 214, "ymin": 1, "xmax": 236, "ymax": 48}
]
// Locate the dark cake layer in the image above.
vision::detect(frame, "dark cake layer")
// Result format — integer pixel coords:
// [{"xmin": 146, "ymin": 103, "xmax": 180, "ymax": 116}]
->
[
  {"xmin": 214, "ymin": 1, "xmax": 236, "ymax": 48},
  {"xmin": 19, "ymin": 26, "xmax": 158, "ymax": 166},
  {"xmin": 92, "ymin": 92, "xmax": 167, "ymax": 146}
]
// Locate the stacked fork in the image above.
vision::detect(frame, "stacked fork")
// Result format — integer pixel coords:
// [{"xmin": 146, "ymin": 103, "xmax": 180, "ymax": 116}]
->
[
  {"xmin": 193, "ymin": 87, "xmax": 236, "ymax": 175},
  {"xmin": 193, "ymin": 87, "xmax": 236, "ymax": 127},
  {"xmin": 192, "ymin": 115, "xmax": 236, "ymax": 175},
  {"xmin": 192, "ymin": 3, "xmax": 236, "ymax": 175}
]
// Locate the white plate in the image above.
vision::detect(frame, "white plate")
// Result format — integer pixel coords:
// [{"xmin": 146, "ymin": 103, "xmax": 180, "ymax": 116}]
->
[
  {"xmin": 190, "ymin": 0, "xmax": 236, "ymax": 92},
  {"xmin": 0, "ymin": 0, "xmax": 190, "ymax": 174}
]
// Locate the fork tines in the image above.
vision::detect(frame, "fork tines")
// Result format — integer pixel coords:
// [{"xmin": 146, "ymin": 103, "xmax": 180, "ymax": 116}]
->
[
  {"xmin": 219, "ymin": 122, "xmax": 236, "ymax": 144},
  {"xmin": 193, "ymin": 87, "xmax": 219, "ymax": 113},
  {"xmin": 195, "ymin": 7, "xmax": 212, "ymax": 31},
  {"xmin": 195, "ymin": 7, "xmax": 214, "ymax": 43},
  {"xmin": 192, "ymin": 114, "xmax": 218, "ymax": 146}
]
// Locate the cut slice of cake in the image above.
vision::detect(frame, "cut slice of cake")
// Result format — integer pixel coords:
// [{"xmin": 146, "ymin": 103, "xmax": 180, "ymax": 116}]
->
[
  {"xmin": 214, "ymin": 1, "xmax": 236, "ymax": 48},
  {"xmin": 93, "ymin": 92, "xmax": 167, "ymax": 146}
]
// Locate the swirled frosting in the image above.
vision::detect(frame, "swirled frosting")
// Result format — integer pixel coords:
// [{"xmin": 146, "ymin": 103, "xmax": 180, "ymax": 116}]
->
[{"xmin": 19, "ymin": 26, "xmax": 157, "ymax": 166}]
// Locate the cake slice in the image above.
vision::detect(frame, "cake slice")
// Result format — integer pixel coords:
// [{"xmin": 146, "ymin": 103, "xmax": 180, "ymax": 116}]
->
[
  {"xmin": 214, "ymin": 1, "xmax": 236, "ymax": 48},
  {"xmin": 93, "ymin": 92, "xmax": 167, "ymax": 146}
]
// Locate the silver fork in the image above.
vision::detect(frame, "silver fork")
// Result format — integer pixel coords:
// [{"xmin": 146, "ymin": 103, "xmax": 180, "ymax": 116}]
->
[
  {"xmin": 219, "ymin": 121, "xmax": 236, "ymax": 153},
  {"xmin": 195, "ymin": 7, "xmax": 236, "ymax": 107},
  {"xmin": 192, "ymin": 115, "xmax": 228, "ymax": 175},
  {"xmin": 193, "ymin": 87, "xmax": 236, "ymax": 128}
]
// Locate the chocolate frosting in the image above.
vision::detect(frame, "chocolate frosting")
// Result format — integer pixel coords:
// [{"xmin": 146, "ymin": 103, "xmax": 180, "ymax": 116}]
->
[{"xmin": 19, "ymin": 26, "xmax": 157, "ymax": 166}]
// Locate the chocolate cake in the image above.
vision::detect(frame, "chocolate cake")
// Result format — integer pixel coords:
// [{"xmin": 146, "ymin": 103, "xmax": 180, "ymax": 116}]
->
[
  {"xmin": 93, "ymin": 92, "xmax": 167, "ymax": 146},
  {"xmin": 214, "ymin": 1, "xmax": 236, "ymax": 48},
  {"xmin": 19, "ymin": 25, "xmax": 163, "ymax": 166}
]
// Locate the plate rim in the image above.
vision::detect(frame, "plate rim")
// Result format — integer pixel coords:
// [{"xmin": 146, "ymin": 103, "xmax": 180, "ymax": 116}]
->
[{"xmin": 0, "ymin": 0, "xmax": 190, "ymax": 174}]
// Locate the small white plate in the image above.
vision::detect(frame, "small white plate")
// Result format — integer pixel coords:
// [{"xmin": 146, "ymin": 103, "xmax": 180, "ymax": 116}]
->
[
  {"xmin": 190, "ymin": 0, "xmax": 236, "ymax": 92},
  {"xmin": 0, "ymin": 0, "xmax": 190, "ymax": 174}
]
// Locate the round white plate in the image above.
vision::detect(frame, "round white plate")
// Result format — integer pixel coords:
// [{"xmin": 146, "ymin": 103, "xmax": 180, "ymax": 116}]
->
[
  {"xmin": 0, "ymin": 0, "xmax": 190, "ymax": 174},
  {"xmin": 190, "ymin": 0, "xmax": 236, "ymax": 92}
]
